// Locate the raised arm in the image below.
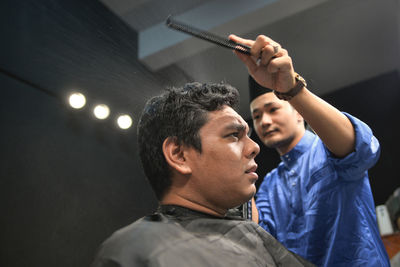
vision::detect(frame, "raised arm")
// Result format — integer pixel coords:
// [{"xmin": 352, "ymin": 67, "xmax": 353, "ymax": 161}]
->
[{"xmin": 230, "ymin": 34, "xmax": 355, "ymax": 157}]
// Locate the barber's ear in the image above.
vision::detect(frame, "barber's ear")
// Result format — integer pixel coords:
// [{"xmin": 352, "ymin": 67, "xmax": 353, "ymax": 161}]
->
[
  {"xmin": 296, "ymin": 111, "xmax": 304, "ymax": 124},
  {"xmin": 162, "ymin": 137, "xmax": 192, "ymax": 175}
]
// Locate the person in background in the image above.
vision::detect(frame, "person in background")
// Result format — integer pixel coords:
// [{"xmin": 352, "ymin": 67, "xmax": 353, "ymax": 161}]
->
[
  {"xmin": 91, "ymin": 82, "xmax": 314, "ymax": 267},
  {"xmin": 229, "ymin": 33, "xmax": 390, "ymax": 266}
]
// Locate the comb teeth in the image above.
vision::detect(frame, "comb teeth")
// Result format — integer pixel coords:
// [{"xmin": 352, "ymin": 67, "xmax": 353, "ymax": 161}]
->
[{"xmin": 166, "ymin": 16, "xmax": 251, "ymax": 55}]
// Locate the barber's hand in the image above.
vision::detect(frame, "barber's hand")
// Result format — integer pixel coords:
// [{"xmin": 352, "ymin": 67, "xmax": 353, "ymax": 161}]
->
[{"xmin": 229, "ymin": 34, "xmax": 296, "ymax": 93}]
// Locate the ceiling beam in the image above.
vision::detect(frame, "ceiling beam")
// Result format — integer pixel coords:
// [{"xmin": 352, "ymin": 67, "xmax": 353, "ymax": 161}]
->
[{"xmin": 137, "ymin": 0, "xmax": 329, "ymax": 71}]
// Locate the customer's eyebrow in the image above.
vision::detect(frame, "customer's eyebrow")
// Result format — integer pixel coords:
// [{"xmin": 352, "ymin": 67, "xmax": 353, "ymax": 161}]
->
[{"xmin": 224, "ymin": 122, "xmax": 247, "ymax": 133}]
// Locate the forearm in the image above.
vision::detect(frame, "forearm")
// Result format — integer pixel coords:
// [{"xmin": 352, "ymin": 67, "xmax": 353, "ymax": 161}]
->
[
  {"xmin": 229, "ymin": 33, "xmax": 356, "ymax": 157},
  {"xmin": 289, "ymin": 87, "xmax": 355, "ymax": 158}
]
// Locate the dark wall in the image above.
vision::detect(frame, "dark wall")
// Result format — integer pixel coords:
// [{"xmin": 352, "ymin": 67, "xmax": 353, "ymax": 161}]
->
[
  {"xmin": 0, "ymin": 1, "xmax": 190, "ymax": 266},
  {"xmin": 323, "ymin": 71, "xmax": 400, "ymax": 205},
  {"xmin": 0, "ymin": 71, "xmax": 156, "ymax": 267},
  {"xmin": 252, "ymin": 71, "xmax": 400, "ymax": 205},
  {"xmin": 1, "ymin": 1, "xmax": 399, "ymax": 267}
]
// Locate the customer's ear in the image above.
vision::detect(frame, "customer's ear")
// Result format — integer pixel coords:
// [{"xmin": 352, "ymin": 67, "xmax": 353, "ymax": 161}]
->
[{"xmin": 162, "ymin": 137, "xmax": 192, "ymax": 175}]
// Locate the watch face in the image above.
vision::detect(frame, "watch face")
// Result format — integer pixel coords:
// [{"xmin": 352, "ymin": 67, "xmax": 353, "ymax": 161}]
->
[{"xmin": 297, "ymin": 75, "xmax": 307, "ymax": 87}]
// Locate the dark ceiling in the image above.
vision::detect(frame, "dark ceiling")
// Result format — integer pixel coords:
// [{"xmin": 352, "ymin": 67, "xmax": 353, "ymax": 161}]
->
[{"xmin": 99, "ymin": 0, "xmax": 400, "ymax": 119}]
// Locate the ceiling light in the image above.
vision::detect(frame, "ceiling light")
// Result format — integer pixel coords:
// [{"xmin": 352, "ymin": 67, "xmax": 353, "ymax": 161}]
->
[
  {"xmin": 93, "ymin": 104, "xmax": 110, "ymax": 120},
  {"xmin": 68, "ymin": 93, "xmax": 86, "ymax": 109},
  {"xmin": 117, "ymin": 114, "xmax": 132, "ymax": 129}
]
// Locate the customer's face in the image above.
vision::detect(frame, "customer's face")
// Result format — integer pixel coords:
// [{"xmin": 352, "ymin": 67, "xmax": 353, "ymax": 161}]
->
[
  {"xmin": 186, "ymin": 105, "xmax": 260, "ymax": 211},
  {"xmin": 250, "ymin": 92, "xmax": 302, "ymax": 154}
]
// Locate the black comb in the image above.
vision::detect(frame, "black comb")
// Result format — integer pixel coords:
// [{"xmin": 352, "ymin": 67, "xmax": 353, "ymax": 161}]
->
[{"xmin": 166, "ymin": 15, "xmax": 251, "ymax": 55}]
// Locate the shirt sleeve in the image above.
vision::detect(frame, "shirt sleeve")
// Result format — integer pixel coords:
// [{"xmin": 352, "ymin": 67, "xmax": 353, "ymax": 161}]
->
[
  {"xmin": 256, "ymin": 176, "xmax": 277, "ymax": 237},
  {"xmin": 325, "ymin": 112, "xmax": 380, "ymax": 181}
]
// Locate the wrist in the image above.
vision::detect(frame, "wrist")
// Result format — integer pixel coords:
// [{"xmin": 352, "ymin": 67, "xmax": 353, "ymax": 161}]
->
[{"xmin": 274, "ymin": 73, "xmax": 306, "ymax": 101}]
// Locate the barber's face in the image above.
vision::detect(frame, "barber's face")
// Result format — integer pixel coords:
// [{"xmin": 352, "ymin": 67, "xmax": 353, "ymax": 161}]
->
[
  {"xmin": 250, "ymin": 92, "xmax": 303, "ymax": 154},
  {"xmin": 186, "ymin": 106, "xmax": 260, "ymax": 211}
]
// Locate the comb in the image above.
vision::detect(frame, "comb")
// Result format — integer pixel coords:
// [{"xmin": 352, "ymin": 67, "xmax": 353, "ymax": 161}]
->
[{"xmin": 165, "ymin": 15, "xmax": 251, "ymax": 55}]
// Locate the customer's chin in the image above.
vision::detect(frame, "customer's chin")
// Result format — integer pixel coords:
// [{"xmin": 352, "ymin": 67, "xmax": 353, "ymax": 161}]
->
[{"xmin": 246, "ymin": 186, "xmax": 256, "ymax": 199}]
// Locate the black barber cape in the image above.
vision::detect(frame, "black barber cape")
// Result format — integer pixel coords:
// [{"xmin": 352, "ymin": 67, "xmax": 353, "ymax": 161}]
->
[{"xmin": 92, "ymin": 205, "xmax": 314, "ymax": 267}]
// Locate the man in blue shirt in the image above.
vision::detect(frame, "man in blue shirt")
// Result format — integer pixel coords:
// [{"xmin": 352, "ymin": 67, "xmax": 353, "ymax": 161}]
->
[{"xmin": 229, "ymin": 34, "xmax": 390, "ymax": 266}]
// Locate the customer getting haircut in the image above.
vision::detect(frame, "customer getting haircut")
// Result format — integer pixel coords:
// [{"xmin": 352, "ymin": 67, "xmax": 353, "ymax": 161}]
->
[{"xmin": 137, "ymin": 82, "xmax": 240, "ymax": 200}]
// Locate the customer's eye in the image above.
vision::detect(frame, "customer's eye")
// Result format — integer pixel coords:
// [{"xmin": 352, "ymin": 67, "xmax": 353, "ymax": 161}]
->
[{"xmin": 228, "ymin": 132, "xmax": 239, "ymax": 138}]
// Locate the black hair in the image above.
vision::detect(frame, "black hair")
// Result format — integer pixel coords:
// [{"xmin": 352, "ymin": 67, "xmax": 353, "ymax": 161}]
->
[{"xmin": 137, "ymin": 82, "xmax": 239, "ymax": 200}]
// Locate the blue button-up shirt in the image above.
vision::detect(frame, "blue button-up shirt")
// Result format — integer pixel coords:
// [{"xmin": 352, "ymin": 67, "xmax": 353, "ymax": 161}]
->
[{"xmin": 256, "ymin": 113, "xmax": 389, "ymax": 267}]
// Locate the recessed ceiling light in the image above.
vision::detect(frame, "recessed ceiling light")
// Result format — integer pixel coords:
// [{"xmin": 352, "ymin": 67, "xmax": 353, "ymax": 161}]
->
[
  {"xmin": 93, "ymin": 104, "xmax": 110, "ymax": 120},
  {"xmin": 117, "ymin": 114, "xmax": 132, "ymax": 129},
  {"xmin": 68, "ymin": 93, "xmax": 86, "ymax": 109}
]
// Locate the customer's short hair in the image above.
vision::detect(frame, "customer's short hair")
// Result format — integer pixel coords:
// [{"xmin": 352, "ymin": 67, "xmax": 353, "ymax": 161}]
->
[{"xmin": 137, "ymin": 82, "xmax": 239, "ymax": 200}]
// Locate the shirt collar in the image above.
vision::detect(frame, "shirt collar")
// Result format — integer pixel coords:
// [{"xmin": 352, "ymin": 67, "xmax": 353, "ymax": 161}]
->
[{"xmin": 281, "ymin": 130, "xmax": 315, "ymax": 168}]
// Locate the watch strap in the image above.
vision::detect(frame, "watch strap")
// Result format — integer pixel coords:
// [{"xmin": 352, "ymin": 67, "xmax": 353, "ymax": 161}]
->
[{"xmin": 274, "ymin": 73, "xmax": 306, "ymax": 101}]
